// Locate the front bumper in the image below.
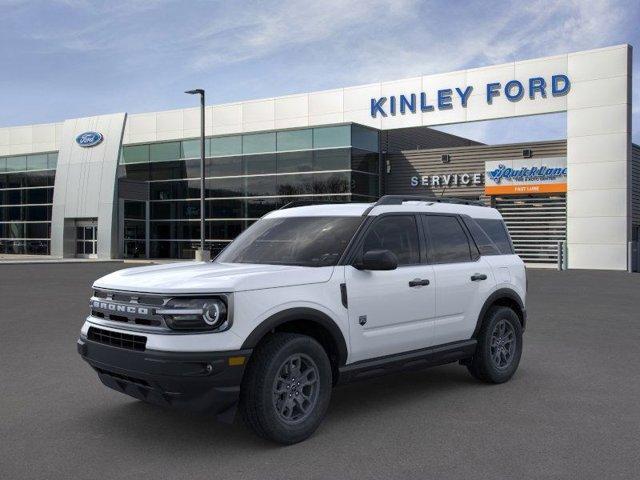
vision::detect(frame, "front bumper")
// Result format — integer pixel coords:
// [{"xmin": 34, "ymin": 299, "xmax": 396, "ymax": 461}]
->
[{"xmin": 77, "ymin": 336, "xmax": 251, "ymax": 417}]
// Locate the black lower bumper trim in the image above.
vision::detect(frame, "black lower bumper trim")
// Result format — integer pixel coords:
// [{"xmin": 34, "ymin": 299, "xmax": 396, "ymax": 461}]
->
[{"xmin": 78, "ymin": 337, "xmax": 251, "ymax": 416}]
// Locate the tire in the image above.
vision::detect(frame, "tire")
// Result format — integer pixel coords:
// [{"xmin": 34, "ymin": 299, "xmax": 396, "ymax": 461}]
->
[
  {"xmin": 467, "ymin": 306, "xmax": 523, "ymax": 384},
  {"xmin": 240, "ymin": 332, "xmax": 332, "ymax": 444}
]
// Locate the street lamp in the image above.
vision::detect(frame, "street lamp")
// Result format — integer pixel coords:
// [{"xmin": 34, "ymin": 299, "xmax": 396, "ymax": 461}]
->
[{"xmin": 184, "ymin": 89, "xmax": 209, "ymax": 261}]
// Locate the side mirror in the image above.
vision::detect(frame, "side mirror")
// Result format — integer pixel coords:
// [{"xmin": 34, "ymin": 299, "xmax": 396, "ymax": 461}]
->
[{"xmin": 357, "ymin": 249, "xmax": 398, "ymax": 271}]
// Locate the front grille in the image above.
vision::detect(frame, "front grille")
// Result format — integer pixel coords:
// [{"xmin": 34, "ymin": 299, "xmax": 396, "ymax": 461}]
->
[
  {"xmin": 90, "ymin": 290, "xmax": 169, "ymax": 330},
  {"xmin": 88, "ymin": 327, "xmax": 147, "ymax": 351}
]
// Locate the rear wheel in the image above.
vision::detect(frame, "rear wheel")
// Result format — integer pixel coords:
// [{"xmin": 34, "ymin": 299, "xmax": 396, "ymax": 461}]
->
[
  {"xmin": 467, "ymin": 306, "xmax": 522, "ymax": 383},
  {"xmin": 240, "ymin": 333, "xmax": 332, "ymax": 444}
]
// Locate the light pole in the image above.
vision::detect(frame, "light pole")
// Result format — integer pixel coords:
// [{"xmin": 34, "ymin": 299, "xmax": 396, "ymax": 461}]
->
[{"xmin": 185, "ymin": 89, "xmax": 209, "ymax": 261}]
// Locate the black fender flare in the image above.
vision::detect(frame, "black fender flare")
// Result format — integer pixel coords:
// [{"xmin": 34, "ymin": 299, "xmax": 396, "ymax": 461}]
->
[
  {"xmin": 472, "ymin": 288, "xmax": 526, "ymax": 338},
  {"xmin": 241, "ymin": 307, "xmax": 349, "ymax": 366}
]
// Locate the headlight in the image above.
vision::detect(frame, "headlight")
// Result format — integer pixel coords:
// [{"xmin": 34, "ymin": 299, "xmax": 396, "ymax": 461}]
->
[{"xmin": 157, "ymin": 297, "xmax": 230, "ymax": 331}]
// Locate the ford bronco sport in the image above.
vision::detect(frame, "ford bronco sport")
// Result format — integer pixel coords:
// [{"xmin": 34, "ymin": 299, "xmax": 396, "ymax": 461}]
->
[{"xmin": 78, "ymin": 195, "xmax": 526, "ymax": 444}]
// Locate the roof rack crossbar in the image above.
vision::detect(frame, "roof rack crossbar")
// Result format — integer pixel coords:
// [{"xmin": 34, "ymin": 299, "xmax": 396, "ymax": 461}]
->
[{"xmin": 362, "ymin": 195, "xmax": 485, "ymax": 216}]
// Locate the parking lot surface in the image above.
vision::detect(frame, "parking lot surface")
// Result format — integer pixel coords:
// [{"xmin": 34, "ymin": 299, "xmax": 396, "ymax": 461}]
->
[{"xmin": 1, "ymin": 263, "xmax": 639, "ymax": 479}]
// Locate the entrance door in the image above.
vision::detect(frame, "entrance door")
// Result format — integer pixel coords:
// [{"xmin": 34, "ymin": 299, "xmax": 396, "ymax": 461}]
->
[
  {"xmin": 345, "ymin": 214, "xmax": 436, "ymax": 363},
  {"xmin": 76, "ymin": 220, "xmax": 98, "ymax": 258}
]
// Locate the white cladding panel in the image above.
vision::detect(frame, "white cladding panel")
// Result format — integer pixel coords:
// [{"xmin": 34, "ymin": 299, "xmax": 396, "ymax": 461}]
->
[{"xmin": 50, "ymin": 113, "xmax": 126, "ymax": 259}]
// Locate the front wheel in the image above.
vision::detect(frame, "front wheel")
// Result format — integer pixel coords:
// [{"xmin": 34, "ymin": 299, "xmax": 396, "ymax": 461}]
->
[
  {"xmin": 240, "ymin": 333, "xmax": 332, "ymax": 444},
  {"xmin": 467, "ymin": 306, "xmax": 523, "ymax": 383}
]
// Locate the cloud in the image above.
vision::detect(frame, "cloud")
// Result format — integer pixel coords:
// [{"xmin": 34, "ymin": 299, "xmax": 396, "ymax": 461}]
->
[{"xmin": 1, "ymin": 0, "xmax": 638, "ymax": 141}]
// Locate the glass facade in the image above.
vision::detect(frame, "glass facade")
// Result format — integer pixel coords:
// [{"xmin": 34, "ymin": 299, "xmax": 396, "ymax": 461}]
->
[
  {"xmin": 0, "ymin": 152, "xmax": 58, "ymax": 255},
  {"xmin": 119, "ymin": 124, "xmax": 380, "ymax": 259}
]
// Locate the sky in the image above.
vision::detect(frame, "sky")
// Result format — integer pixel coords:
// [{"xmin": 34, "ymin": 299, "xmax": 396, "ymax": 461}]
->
[{"xmin": 0, "ymin": 0, "xmax": 638, "ymax": 144}]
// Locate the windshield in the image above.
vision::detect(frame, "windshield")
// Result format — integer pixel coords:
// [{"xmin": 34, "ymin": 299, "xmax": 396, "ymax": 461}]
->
[{"xmin": 216, "ymin": 216, "xmax": 363, "ymax": 267}]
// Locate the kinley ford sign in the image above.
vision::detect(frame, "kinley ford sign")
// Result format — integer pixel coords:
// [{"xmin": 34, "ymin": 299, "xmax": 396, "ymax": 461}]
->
[
  {"xmin": 410, "ymin": 157, "xmax": 568, "ymax": 195},
  {"xmin": 370, "ymin": 74, "xmax": 570, "ymax": 117}
]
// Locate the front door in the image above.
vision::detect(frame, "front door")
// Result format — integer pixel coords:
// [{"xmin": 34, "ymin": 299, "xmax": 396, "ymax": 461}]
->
[
  {"xmin": 76, "ymin": 220, "xmax": 98, "ymax": 258},
  {"xmin": 345, "ymin": 214, "xmax": 436, "ymax": 363}
]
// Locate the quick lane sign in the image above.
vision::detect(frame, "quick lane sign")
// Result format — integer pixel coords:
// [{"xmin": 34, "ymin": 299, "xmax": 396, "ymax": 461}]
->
[
  {"xmin": 371, "ymin": 74, "xmax": 570, "ymax": 117},
  {"xmin": 485, "ymin": 157, "xmax": 567, "ymax": 195}
]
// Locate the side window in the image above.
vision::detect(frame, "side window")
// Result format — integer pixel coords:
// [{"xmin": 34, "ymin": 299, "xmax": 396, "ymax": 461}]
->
[
  {"xmin": 476, "ymin": 218, "xmax": 514, "ymax": 255},
  {"xmin": 423, "ymin": 215, "xmax": 472, "ymax": 264},
  {"xmin": 361, "ymin": 215, "xmax": 420, "ymax": 266},
  {"xmin": 462, "ymin": 216, "xmax": 500, "ymax": 256}
]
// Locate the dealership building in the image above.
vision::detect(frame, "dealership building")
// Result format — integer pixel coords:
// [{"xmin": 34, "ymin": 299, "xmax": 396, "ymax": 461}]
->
[{"xmin": 0, "ymin": 44, "xmax": 637, "ymax": 270}]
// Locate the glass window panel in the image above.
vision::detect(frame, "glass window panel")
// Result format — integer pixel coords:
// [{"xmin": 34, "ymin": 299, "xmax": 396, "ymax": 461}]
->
[
  {"xmin": 150, "ymin": 200, "xmax": 199, "ymax": 220},
  {"xmin": 25, "ymin": 240, "xmax": 50, "ymax": 255},
  {"xmin": 277, "ymin": 129, "xmax": 312, "ymax": 151},
  {"xmin": 351, "ymin": 172, "xmax": 379, "ymax": 197},
  {"xmin": 1, "ymin": 206, "xmax": 22, "ymax": 221},
  {"xmin": 181, "ymin": 139, "xmax": 209, "ymax": 159},
  {"xmin": 150, "ymin": 142, "xmax": 181, "ymax": 162},
  {"xmin": 206, "ymin": 200, "xmax": 245, "ymax": 219},
  {"xmin": 277, "ymin": 174, "xmax": 314, "ymax": 196},
  {"xmin": 27, "ymin": 154, "xmax": 48, "ymax": 170},
  {"xmin": 122, "ymin": 145, "xmax": 150, "ymax": 164},
  {"xmin": 122, "ymin": 163, "xmax": 150, "ymax": 182},
  {"xmin": 351, "ymin": 149, "xmax": 380, "ymax": 173},
  {"xmin": 47, "ymin": 153, "xmax": 58, "ymax": 169},
  {"xmin": 0, "ymin": 157, "xmax": 6, "ymax": 173},
  {"xmin": 26, "ymin": 170, "xmax": 55, "ymax": 187},
  {"xmin": 277, "ymin": 151, "xmax": 313, "ymax": 173},
  {"xmin": 8, "ymin": 221, "xmax": 25, "ymax": 239},
  {"xmin": 206, "ymin": 177, "xmax": 245, "ymax": 198},
  {"xmin": 6, "ymin": 189, "xmax": 23, "ymax": 204},
  {"xmin": 26, "ymin": 188, "xmax": 52, "ymax": 204},
  {"xmin": 313, "ymin": 126, "xmax": 350, "ymax": 149},
  {"xmin": 351, "ymin": 125, "xmax": 380, "ymax": 152},
  {"xmin": 150, "ymin": 160, "xmax": 187, "ymax": 181},
  {"xmin": 124, "ymin": 240, "xmax": 146, "ymax": 259},
  {"xmin": 313, "ymin": 149, "xmax": 350, "ymax": 171},
  {"xmin": 26, "ymin": 222, "xmax": 50, "ymax": 239},
  {"xmin": 26, "ymin": 206, "xmax": 50, "ymax": 221},
  {"xmin": 207, "ymin": 220, "xmax": 244, "ymax": 240},
  {"xmin": 211, "ymin": 136, "xmax": 242, "ymax": 157},
  {"xmin": 245, "ymin": 176, "xmax": 276, "ymax": 197},
  {"xmin": 150, "ymin": 241, "xmax": 199, "ymax": 259},
  {"xmin": 313, "ymin": 172, "xmax": 350, "ymax": 194},
  {"xmin": 150, "ymin": 221, "xmax": 200, "ymax": 240},
  {"xmin": 244, "ymin": 153, "xmax": 276, "ymax": 175},
  {"xmin": 242, "ymin": 132, "xmax": 276, "ymax": 154},
  {"xmin": 123, "ymin": 220, "xmax": 146, "ymax": 240},
  {"xmin": 206, "ymin": 156, "xmax": 243, "ymax": 177},
  {"xmin": 124, "ymin": 201, "xmax": 146, "ymax": 220},
  {"xmin": 246, "ymin": 198, "xmax": 282, "ymax": 218},
  {"xmin": 6, "ymin": 156, "xmax": 27, "ymax": 172}
]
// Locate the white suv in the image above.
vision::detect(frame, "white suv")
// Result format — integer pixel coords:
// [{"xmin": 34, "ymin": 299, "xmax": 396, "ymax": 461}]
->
[{"xmin": 78, "ymin": 196, "xmax": 526, "ymax": 444}]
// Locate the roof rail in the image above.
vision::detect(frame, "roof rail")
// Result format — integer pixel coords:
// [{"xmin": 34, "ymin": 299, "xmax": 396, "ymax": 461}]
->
[
  {"xmin": 362, "ymin": 195, "xmax": 485, "ymax": 216},
  {"xmin": 279, "ymin": 199, "xmax": 352, "ymax": 210}
]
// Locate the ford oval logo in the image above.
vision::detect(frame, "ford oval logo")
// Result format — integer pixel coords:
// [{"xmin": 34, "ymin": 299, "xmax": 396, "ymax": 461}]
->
[{"xmin": 76, "ymin": 131, "xmax": 103, "ymax": 148}]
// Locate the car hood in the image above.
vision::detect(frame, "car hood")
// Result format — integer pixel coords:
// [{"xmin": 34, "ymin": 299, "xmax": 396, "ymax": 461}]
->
[{"xmin": 93, "ymin": 262, "xmax": 335, "ymax": 294}]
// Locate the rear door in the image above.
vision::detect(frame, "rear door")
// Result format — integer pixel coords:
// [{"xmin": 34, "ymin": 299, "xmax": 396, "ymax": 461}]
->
[
  {"xmin": 421, "ymin": 215, "xmax": 495, "ymax": 345},
  {"xmin": 345, "ymin": 214, "xmax": 436, "ymax": 363}
]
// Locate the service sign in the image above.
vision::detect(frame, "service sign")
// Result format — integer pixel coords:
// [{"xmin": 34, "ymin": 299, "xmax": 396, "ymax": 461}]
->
[{"xmin": 484, "ymin": 157, "xmax": 567, "ymax": 195}]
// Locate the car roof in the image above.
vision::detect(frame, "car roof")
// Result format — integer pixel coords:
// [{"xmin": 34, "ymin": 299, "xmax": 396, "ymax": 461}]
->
[{"xmin": 265, "ymin": 200, "xmax": 503, "ymax": 220}]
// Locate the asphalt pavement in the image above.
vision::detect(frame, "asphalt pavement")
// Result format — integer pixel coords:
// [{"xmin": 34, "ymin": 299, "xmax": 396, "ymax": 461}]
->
[{"xmin": 1, "ymin": 263, "xmax": 639, "ymax": 479}]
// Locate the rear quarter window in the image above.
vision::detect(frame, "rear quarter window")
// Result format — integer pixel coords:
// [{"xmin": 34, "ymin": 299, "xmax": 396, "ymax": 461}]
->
[{"xmin": 475, "ymin": 218, "xmax": 514, "ymax": 255}]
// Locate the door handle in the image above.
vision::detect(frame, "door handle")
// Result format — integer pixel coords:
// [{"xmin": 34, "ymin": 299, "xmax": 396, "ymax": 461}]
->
[
  {"xmin": 409, "ymin": 278, "xmax": 430, "ymax": 287},
  {"xmin": 471, "ymin": 273, "xmax": 487, "ymax": 281}
]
